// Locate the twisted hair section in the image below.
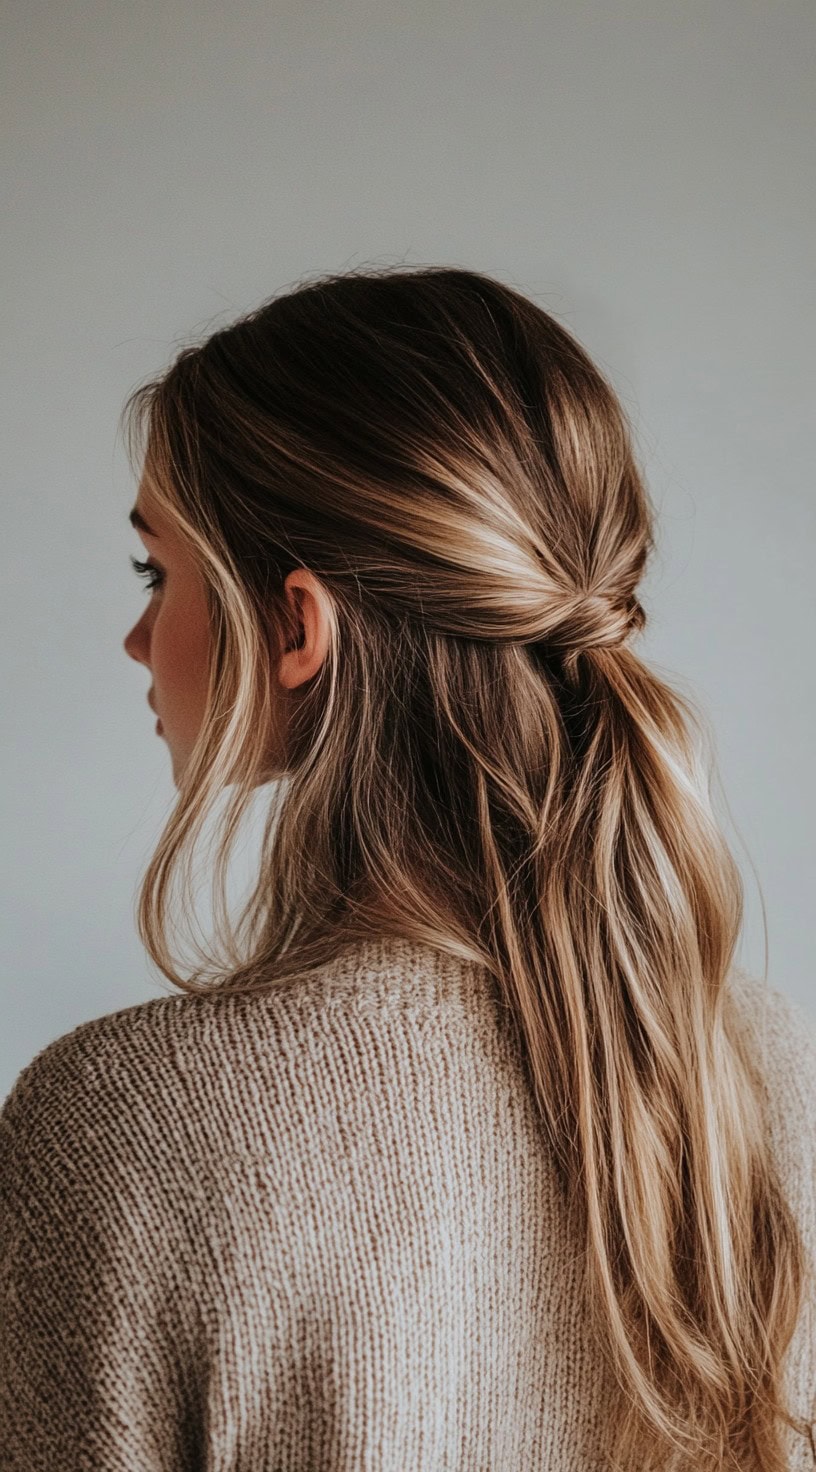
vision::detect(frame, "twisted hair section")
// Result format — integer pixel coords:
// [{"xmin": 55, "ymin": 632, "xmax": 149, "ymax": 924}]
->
[{"xmin": 122, "ymin": 264, "xmax": 811, "ymax": 1469}]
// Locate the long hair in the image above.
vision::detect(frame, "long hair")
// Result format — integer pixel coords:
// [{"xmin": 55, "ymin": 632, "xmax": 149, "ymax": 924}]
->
[{"xmin": 122, "ymin": 264, "xmax": 810, "ymax": 1469}]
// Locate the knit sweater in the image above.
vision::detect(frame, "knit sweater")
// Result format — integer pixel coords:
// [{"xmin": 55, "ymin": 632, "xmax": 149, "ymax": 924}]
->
[{"xmin": 1, "ymin": 935, "xmax": 814, "ymax": 1471}]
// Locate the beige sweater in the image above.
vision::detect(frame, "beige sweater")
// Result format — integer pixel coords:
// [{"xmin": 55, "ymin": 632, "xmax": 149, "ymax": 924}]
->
[{"xmin": 1, "ymin": 935, "xmax": 814, "ymax": 1470}]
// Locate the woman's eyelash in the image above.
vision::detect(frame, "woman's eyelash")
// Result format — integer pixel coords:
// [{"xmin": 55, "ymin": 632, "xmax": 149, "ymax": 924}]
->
[{"xmin": 130, "ymin": 555, "xmax": 164, "ymax": 592}]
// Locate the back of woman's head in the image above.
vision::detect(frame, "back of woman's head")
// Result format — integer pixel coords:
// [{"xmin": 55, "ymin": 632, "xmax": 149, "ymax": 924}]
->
[{"xmin": 123, "ymin": 264, "xmax": 810, "ymax": 1470}]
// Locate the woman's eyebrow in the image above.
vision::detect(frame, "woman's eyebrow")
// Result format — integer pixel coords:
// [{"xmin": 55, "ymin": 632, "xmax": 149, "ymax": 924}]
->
[{"xmin": 129, "ymin": 507, "xmax": 157, "ymax": 537}]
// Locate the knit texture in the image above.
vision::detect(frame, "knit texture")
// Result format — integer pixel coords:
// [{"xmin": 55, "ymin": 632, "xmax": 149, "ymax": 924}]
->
[{"xmin": 1, "ymin": 935, "xmax": 814, "ymax": 1470}]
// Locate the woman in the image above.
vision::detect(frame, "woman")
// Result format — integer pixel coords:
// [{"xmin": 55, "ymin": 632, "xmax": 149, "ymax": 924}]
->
[{"xmin": 1, "ymin": 265, "xmax": 814, "ymax": 1470}]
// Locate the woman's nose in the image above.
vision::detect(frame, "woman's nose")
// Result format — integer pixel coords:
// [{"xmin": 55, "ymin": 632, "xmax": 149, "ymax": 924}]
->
[{"xmin": 124, "ymin": 615, "xmax": 149, "ymax": 666}]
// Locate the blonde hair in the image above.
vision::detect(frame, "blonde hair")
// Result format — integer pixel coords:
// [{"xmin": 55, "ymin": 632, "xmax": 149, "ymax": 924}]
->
[{"xmin": 122, "ymin": 264, "xmax": 810, "ymax": 1469}]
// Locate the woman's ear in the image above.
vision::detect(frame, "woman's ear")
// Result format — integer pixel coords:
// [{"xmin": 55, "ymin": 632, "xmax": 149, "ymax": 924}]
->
[{"xmin": 276, "ymin": 570, "xmax": 332, "ymax": 689}]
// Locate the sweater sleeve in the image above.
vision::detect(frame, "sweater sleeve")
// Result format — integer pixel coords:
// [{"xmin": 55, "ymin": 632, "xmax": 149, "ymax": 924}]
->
[
  {"xmin": 0, "ymin": 1025, "xmax": 205, "ymax": 1472},
  {"xmin": 726, "ymin": 971, "xmax": 816, "ymax": 1467}
]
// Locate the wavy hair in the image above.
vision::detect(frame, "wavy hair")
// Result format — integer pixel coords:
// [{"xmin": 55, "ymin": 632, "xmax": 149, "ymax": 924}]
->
[{"xmin": 122, "ymin": 264, "xmax": 810, "ymax": 1469}]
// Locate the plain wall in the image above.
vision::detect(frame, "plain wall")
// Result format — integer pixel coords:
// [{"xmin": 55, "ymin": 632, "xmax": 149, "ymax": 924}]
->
[{"xmin": 2, "ymin": 0, "xmax": 814, "ymax": 1098}]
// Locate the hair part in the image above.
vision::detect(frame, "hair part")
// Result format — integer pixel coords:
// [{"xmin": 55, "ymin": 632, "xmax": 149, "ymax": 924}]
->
[{"xmin": 122, "ymin": 263, "xmax": 810, "ymax": 1469}]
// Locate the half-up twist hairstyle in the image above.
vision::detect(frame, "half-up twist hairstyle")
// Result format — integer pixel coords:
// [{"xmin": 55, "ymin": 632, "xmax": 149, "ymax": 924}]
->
[{"xmin": 122, "ymin": 264, "xmax": 811, "ymax": 1470}]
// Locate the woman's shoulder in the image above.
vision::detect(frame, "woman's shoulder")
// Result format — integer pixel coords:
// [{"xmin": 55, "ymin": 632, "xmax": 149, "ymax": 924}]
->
[
  {"xmin": 0, "ymin": 977, "xmax": 338, "ymax": 1174},
  {"xmin": 724, "ymin": 967, "xmax": 816, "ymax": 1242},
  {"xmin": 0, "ymin": 994, "xmax": 214, "ymax": 1196},
  {"xmin": 0, "ymin": 939, "xmax": 469, "ymax": 1167},
  {"xmin": 2, "ymin": 991, "xmax": 223, "ymax": 1130},
  {"xmin": 724, "ymin": 967, "xmax": 816, "ymax": 1107},
  {"xmin": 0, "ymin": 980, "xmax": 350, "ymax": 1243},
  {"xmin": 724, "ymin": 972, "xmax": 816, "ymax": 1451}
]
